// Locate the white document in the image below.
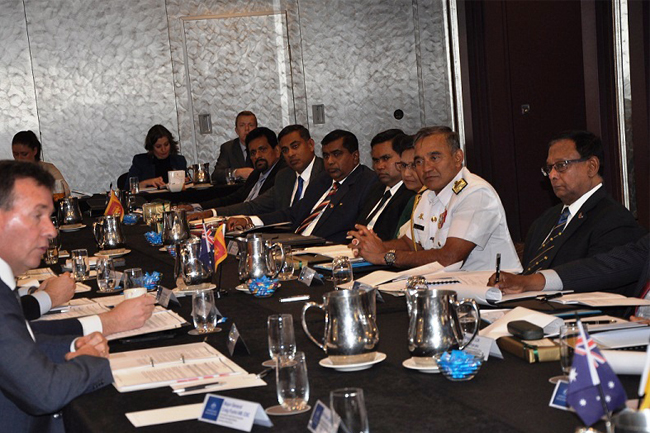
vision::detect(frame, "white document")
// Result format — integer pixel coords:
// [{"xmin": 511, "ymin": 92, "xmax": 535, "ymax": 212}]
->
[
  {"xmin": 357, "ymin": 261, "xmax": 444, "ymax": 287},
  {"xmin": 551, "ymin": 292, "xmax": 650, "ymax": 307},
  {"xmin": 110, "ymin": 342, "xmax": 247, "ymax": 392},
  {"xmin": 300, "ymin": 244, "xmax": 356, "ymax": 259},
  {"xmin": 17, "ymin": 268, "xmax": 56, "ymax": 282},
  {"xmin": 126, "ymin": 403, "xmax": 204, "ymax": 427},
  {"xmin": 602, "ymin": 350, "xmax": 647, "ymax": 375},
  {"xmin": 75, "ymin": 282, "xmax": 92, "ymax": 293},
  {"xmin": 591, "ymin": 327, "xmax": 650, "ymax": 349},
  {"xmin": 107, "ymin": 308, "xmax": 187, "ymax": 341},
  {"xmin": 171, "ymin": 374, "xmax": 267, "ymax": 396},
  {"xmin": 36, "ymin": 303, "xmax": 111, "ymax": 320}
]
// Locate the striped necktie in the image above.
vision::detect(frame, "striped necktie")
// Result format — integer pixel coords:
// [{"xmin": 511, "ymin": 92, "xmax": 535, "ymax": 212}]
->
[
  {"xmin": 296, "ymin": 182, "xmax": 339, "ymax": 234},
  {"xmin": 524, "ymin": 207, "xmax": 570, "ymax": 274}
]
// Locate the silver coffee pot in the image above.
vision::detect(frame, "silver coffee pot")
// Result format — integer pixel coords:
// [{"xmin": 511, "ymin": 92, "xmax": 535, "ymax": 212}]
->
[
  {"xmin": 188, "ymin": 163, "xmax": 211, "ymax": 185},
  {"xmin": 58, "ymin": 197, "xmax": 83, "ymax": 225},
  {"xmin": 235, "ymin": 234, "xmax": 284, "ymax": 280},
  {"xmin": 162, "ymin": 210, "xmax": 190, "ymax": 245},
  {"xmin": 93, "ymin": 215, "xmax": 126, "ymax": 249},
  {"xmin": 301, "ymin": 289, "xmax": 379, "ymax": 364},
  {"xmin": 179, "ymin": 237, "xmax": 213, "ymax": 285},
  {"xmin": 406, "ymin": 288, "xmax": 480, "ymax": 358}
]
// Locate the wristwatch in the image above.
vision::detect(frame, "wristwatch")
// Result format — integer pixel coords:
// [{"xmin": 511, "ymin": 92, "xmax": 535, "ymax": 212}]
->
[{"xmin": 384, "ymin": 250, "xmax": 397, "ymax": 266}]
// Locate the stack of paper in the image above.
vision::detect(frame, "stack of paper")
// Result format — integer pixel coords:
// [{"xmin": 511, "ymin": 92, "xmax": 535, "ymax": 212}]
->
[{"xmin": 551, "ymin": 292, "xmax": 650, "ymax": 307}]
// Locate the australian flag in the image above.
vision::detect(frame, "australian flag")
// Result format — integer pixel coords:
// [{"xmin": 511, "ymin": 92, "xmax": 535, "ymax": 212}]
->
[
  {"xmin": 566, "ymin": 321, "xmax": 627, "ymax": 426},
  {"xmin": 199, "ymin": 222, "xmax": 215, "ymax": 271}
]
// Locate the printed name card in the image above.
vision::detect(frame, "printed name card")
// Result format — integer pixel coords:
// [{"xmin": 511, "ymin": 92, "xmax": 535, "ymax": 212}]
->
[
  {"xmin": 465, "ymin": 335, "xmax": 494, "ymax": 361},
  {"xmin": 199, "ymin": 394, "xmax": 273, "ymax": 431},
  {"xmin": 308, "ymin": 400, "xmax": 339, "ymax": 433},
  {"xmin": 227, "ymin": 323, "xmax": 250, "ymax": 356},
  {"xmin": 549, "ymin": 380, "xmax": 571, "ymax": 411}
]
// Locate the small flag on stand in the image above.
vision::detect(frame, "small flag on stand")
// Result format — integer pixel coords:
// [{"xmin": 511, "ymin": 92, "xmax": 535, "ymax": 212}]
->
[
  {"xmin": 638, "ymin": 344, "xmax": 650, "ymax": 410},
  {"xmin": 198, "ymin": 221, "xmax": 215, "ymax": 271},
  {"xmin": 213, "ymin": 223, "xmax": 227, "ymax": 271},
  {"xmin": 566, "ymin": 320, "xmax": 627, "ymax": 426},
  {"xmin": 104, "ymin": 190, "xmax": 124, "ymax": 220}
]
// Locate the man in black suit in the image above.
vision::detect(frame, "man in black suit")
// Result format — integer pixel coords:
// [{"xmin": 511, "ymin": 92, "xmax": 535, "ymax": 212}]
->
[
  {"xmin": 211, "ymin": 110, "xmax": 256, "ymax": 184},
  {"xmin": 231, "ymin": 130, "xmax": 379, "ymax": 244},
  {"xmin": 0, "ymin": 160, "xmax": 112, "ymax": 432},
  {"xmin": 198, "ymin": 127, "xmax": 286, "ymax": 211},
  {"xmin": 521, "ymin": 131, "xmax": 645, "ymax": 275},
  {"xmin": 356, "ymin": 129, "xmax": 415, "ymax": 240},
  {"xmin": 216, "ymin": 125, "xmax": 324, "ymax": 217}
]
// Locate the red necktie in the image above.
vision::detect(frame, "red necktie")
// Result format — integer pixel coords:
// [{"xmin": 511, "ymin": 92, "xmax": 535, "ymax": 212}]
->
[{"xmin": 295, "ymin": 182, "xmax": 339, "ymax": 234}]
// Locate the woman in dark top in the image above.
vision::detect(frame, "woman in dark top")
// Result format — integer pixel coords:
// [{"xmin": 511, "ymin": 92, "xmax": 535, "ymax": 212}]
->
[{"xmin": 127, "ymin": 125, "xmax": 187, "ymax": 189}]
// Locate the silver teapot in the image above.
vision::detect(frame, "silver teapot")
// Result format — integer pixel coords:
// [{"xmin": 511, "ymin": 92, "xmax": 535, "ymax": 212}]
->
[
  {"xmin": 93, "ymin": 215, "xmax": 126, "ymax": 249},
  {"xmin": 179, "ymin": 237, "xmax": 213, "ymax": 285},
  {"xmin": 188, "ymin": 163, "xmax": 211, "ymax": 185},
  {"xmin": 235, "ymin": 234, "xmax": 284, "ymax": 280},
  {"xmin": 58, "ymin": 197, "xmax": 83, "ymax": 224},
  {"xmin": 406, "ymin": 288, "xmax": 480, "ymax": 360},
  {"xmin": 301, "ymin": 289, "xmax": 379, "ymax": 364}
]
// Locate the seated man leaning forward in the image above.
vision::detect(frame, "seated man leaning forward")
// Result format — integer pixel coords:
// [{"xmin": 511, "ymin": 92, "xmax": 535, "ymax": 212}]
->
[{"xmin": 350, "ymin": 126, "xmax": 521, "ymax": 272}]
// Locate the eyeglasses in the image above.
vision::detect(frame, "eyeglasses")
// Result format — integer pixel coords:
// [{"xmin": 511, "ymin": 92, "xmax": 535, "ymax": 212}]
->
[
  {"xmin": 395, "ymin": 161, "xmax": 416, "ymax": 172},
  {"xmin": 540, "ymin": 158, "xmax": 589, "ymax": 177}
]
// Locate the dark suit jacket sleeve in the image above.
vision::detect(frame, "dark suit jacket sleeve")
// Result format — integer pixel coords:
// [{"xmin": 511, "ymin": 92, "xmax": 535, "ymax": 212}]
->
[
  {"xmin": 21, "ymin": 295, "xmax": 42, "ymax": 321},
  {"xmin": 217, "ymin": 185, "xmax": 278, "ymax": 216},
  {"xmin": 0, "ymin": 282, "xmax": 112, "ymax": 416},
  {"xmin": 127, "ymin": 154, "xmax": 149, "ymax": 184},
  {"xmin": 202, "ymin": 171, "xmax": 258, "ymax": 209},
  {"xmin": 554, "ymin": 234, "xmax": 649, "ymax": 296},
  {"xmin": 30, "ymin": 318, "xmax": 84, "ymax": 336},
  {"xmin": 212, "ymin": 139, "xmax": 251, "ymax": 184}
]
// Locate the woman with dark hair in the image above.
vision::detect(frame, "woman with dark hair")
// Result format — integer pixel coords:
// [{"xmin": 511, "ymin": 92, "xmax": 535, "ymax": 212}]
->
[
  {"xmin": 127, "ymin": 125, "xmax": 187, "ymax": 189},
  {"xmin": 12, "ymin": 130, "xmax": 71, "ymax": 196}
]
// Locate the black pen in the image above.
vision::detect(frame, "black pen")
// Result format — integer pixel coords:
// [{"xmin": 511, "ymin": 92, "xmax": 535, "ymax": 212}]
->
[
  {"xmin": 494, "ymin": 253, "xmax": 501, "ymax": 283},
  {"xmin": 175, "ymin": 382, "xmax": 224, "ymax": 393}
]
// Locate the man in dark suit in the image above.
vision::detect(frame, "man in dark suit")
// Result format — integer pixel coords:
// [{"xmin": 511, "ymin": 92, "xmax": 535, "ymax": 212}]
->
[
  {"xmin": 356, "ymin": 129, "xmax": 415, "ymax": 240},
  {"xmin": 521, "ymin": 131, "xmax": 645, "ymax": 275},
  {"xmin": 211, "ymin": 111, "xmax": 256, "ymax": 184},
  {"xmin": 0, "ymin": 160, "xmax": 112, "ymax": 432},
  {"xmin": 217, "ymin": 124, "xmax": 324, "ymax": 217},
  {"xmin": 230, "ymin": 130, "xmax": 379, "ymax": 244},
  {"xmin": 199, "ymin": 127, "xmax": 286, "ymax": 210}
]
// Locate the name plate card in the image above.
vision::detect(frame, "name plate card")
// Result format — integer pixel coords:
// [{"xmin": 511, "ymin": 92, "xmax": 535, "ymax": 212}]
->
[
  {"xmin": 227, "ymin": 323, "xmax": 251, "ymax": 356},
  {"xmin": 199, "ymin": 394, "xmax": 273, "ymax": 431},
  {"xmin": 308, "ymin": 400, "xmax": 339, "ymax": 433},
  {"xmin": 549, "ymin": 380, "xmax": 571, "ymax": 411},
  {"xmin": 465, "ymin": 335, "xmax": 495, "ymax": 361}
]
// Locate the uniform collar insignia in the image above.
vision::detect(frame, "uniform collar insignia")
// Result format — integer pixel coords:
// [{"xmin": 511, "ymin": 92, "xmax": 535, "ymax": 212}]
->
[{"xmin": 452, "ymin": 178, "xmax": 467, "ymax": 195}]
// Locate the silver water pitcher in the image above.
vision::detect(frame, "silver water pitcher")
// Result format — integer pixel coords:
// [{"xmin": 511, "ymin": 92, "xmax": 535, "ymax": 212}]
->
[
  {"xmin": 162, "ymin": 210, "xmax": 190, "ymax": 245},
  {"xmin": 179, "ymin": 238, "xmax": 213, "ymax": 285},
  {"xmin": 92, "ymin": 215, "xmax": 126, "ymax": 249},
  {"xmin": 188, "ymin": 163, "xmax": 211, "ymax": 185},
  {"xmin": 58, "ymin": 197, "xmax": 83, "ymax": 224},
  {"xmin": 406, "ymin": 288, "xmax": 480, "ymax": 360},
  {"xmin": 235, "ymin": 234, "xmax": 284, "ymax": 281},
  {"xmin": 301, "ymin": 289, "xmax": 379, "ymax": 364}
]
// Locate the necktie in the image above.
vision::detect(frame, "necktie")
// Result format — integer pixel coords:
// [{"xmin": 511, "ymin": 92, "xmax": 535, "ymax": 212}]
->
[
  {"xmin": 365, "ymin": 190, "xmax": 392, "ymax": 224},
  {"xmin": 296, "ymin": 182, "xmax": 339, "ymax": 234},
  {"xmin": 524, "ymin": 207, "xmax": 570, "ymax": 274},
  {"xmin": 291, "ymin": 176, "xmax": 304, "ymax": 206},
  {"xmin": 245, "ymin": 174, "xmax": 266, "ymax": 202}
]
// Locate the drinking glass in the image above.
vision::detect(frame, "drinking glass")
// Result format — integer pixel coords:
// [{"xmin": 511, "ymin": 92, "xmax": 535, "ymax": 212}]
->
[
  {"xmin": 332, "ymin": 256, "xmax": 353, "ymax": 287},
  {"xmin": 275, "ymin": 352, "xmax": 310, "ymax": 413},
  {"xmin": 71, "ymin": 249, "xmax": 89, "ymax": 281},
  {"xmin": 264, "ymin": 314, "xmax": 296, "ymax": 367},
  {"xmin": 189, "ymin": 288, "xmax": 221, "ymax": 335},
  {"xmin": 550, "ymin": 322, "xmax": 583, "ymax": 384},
  {"xmin": 276, "ymin": 244, "xmax": 296, "ymax": 281},
  {"xmin": 44, "ymin": 237, "xmax": 59, "ymax": 265},
  {"xmin": 96, "ymin": 257, "xmax": 117, "ymax": 293},
  {"xmin": 52, "ymin": 179, "xmax": 66, "ymax": 202},
  {"xmin": 226, "ymin": 169, "xmax": 237, "ymax": 185},
  {"xmin": 330, "ymin": 388, "xmax": 369, "ymax": 433},
  {"xmin": 129, "ymin": 176, "xmax": 139, "ymax": 194},
  {"xmin": 123, "ymin": 268, "xmax": 146, "ymax": 299}
]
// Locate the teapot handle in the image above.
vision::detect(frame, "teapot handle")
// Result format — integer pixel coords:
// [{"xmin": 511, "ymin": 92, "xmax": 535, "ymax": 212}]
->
[
  {"xmin": 453, "ymin": 298, "xmax": 481, "ymax": 350},
  {"xmin": 301, "ymin": 301, "xmax": 326, "ymax": 352},
  {"xmin": 267, "ymin": 242, "xmax": 285, "ymax": 279}
]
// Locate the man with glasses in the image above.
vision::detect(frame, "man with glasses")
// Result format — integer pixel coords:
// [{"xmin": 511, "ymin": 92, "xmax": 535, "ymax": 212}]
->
[
  {"xmin": 519, "ymin": 130, "xmax": 644, "ymax": 276},
  {"xmin": 350, "ymin": 126, "xmax": 521, "ymax": 271},
  {"xmin": 355, "ymin": 129, "xmax": 415, "ymax": 240},
  {"xmin": 393, "ymin": 134, "xmax": 425, "ymax": 238}
]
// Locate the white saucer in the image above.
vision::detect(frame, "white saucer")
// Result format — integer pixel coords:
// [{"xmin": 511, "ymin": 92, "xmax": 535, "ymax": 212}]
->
[
  {"xmin": 319, "ymin": 352, "xmax": 386, "ymax": 372},
  {"xmin": 262, "ymin": 359, "xmax": 277, "ymax": 368},
  {"xmin": 172, "ymin": 282, "xmax": 216, "ymax": 297},
  {"xmin": 235, "ymin": 283, "xmax": 251, "ymax": 294},
  {"xmin": 265, "ymin": 404, "xmax": 311, "ymax": 416},
  {"xmin": 402, "ymin": 357, "xmax": 440, "ymax": 374},
  {"xmin": 95, "ymin": 248, "xmax": 131, "ymax": 258},
  {"xmin": 60, "ymin": 223, "xmax": 86, "ymax": 232}
]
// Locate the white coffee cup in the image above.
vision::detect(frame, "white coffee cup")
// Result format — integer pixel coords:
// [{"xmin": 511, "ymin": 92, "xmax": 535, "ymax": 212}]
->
[{"xmin": 168, "ymin": 170, "xmax": 185, "ymax": 193}]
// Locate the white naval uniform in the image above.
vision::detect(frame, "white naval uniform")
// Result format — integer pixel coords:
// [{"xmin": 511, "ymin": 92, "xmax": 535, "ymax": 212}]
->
[{"xmin": 405, "ymin": 167, "xmax": 522, "ymax": 272}]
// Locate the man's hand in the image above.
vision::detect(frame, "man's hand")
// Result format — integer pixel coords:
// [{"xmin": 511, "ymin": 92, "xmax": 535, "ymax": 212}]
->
[
  {"xmin": 227, "ymin": 216, "xmax": 252, "ymax": 232},
  {"xmin": 99, "ymin": 295, "xmax": 156, "ymax": 336},
  {"xmin": 175, "ymin": 204, "xmax": 195, "ymax": 212},
  {"xmin": 234, "ymin": 167, "xmax": 254, "ymax": 181},
  {"xmin": 347, "ymin": 225, "xmax": 388, "ymax": 264},
  {"xmin": 188, "ymin": 210, "xmax": 212, "ymax": 221},
  {"xmin": 40, "ymin": 273, "xmax": 75, "ymax": 307},
  {"xmin": 488, "ymin": 272, "xmax": 546, "ymax": 294},
  {"xmin": 630, "ymin": 316, "xmax": 650, "ymax": 325},
  {"xmin": 140, "ymin": 177, "xmax": 166, "ymax": 189},
  {"xmin": 66, "ymin": 332, "xmax": 109, "ymax": 360}
]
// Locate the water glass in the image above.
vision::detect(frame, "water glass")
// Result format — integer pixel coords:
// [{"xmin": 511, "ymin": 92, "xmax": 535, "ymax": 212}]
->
[
  {"xmin": 52, "ymin": 179, "xmax": 66, "ymax": 201},
  {"xmin": 276, "ymin": 244, "xmax": 296, "ymax": 280},
  {"xmin": 71, "ymin": 249, "xmax": 89, "ymax": 281},
  {"xmin": 268, "ymin": 314, "xmax": 296, "ymax": 363},
  {"xmin": 560, "ymin": 323, "xmax": 583, "ymax": 375},
  {"xmin": 226, "ymin": 168, "xmax": 237, "ymax": 185},
  {"xmin": 96, "ymin": 257, "xmax": 117, "ymax": 293},
  {"xmin": 332, "ymin": 256, "xmax": 353, "ymax": 287},
  {"xmin": 123, "ymin": 268, "xmax": 146, "ymax": 299},
  {"xmin": 129, "ymin": 176, "xmax": 139, "ymax": 194},
  {"xmin": 44, "ymin": 237, "xmax": 59, "ymax": 265},
  {"xmin": 276, "ymin": 352, "xmax": 310, "ymax": 411},
  {"xmin": 330, "ymin": 388, "xmax": 369, "ymax": 433},
  {"xmin": 191, "ymin": 288, "xmax": 220, "ymax": 334}
]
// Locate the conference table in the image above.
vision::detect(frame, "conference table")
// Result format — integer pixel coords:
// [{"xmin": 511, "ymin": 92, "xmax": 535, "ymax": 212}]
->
[{"xmin": 55, "ymin": 217, "xmax": 637, "ymax": 433}]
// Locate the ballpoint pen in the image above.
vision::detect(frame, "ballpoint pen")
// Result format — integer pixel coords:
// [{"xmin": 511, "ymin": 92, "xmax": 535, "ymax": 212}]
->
[{"xmin": 494, "ymin": 253, "xmax": 501, "ymax": 283}]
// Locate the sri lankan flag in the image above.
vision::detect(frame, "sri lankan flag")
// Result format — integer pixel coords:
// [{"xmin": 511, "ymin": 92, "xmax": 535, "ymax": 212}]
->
[
  {"xmin": 104, "ymin": 190, "xmax": 124, "ymax": 221},
  {"xmin": 213, "ymin": 223, "xmax": 227, "ymax": 271}
]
